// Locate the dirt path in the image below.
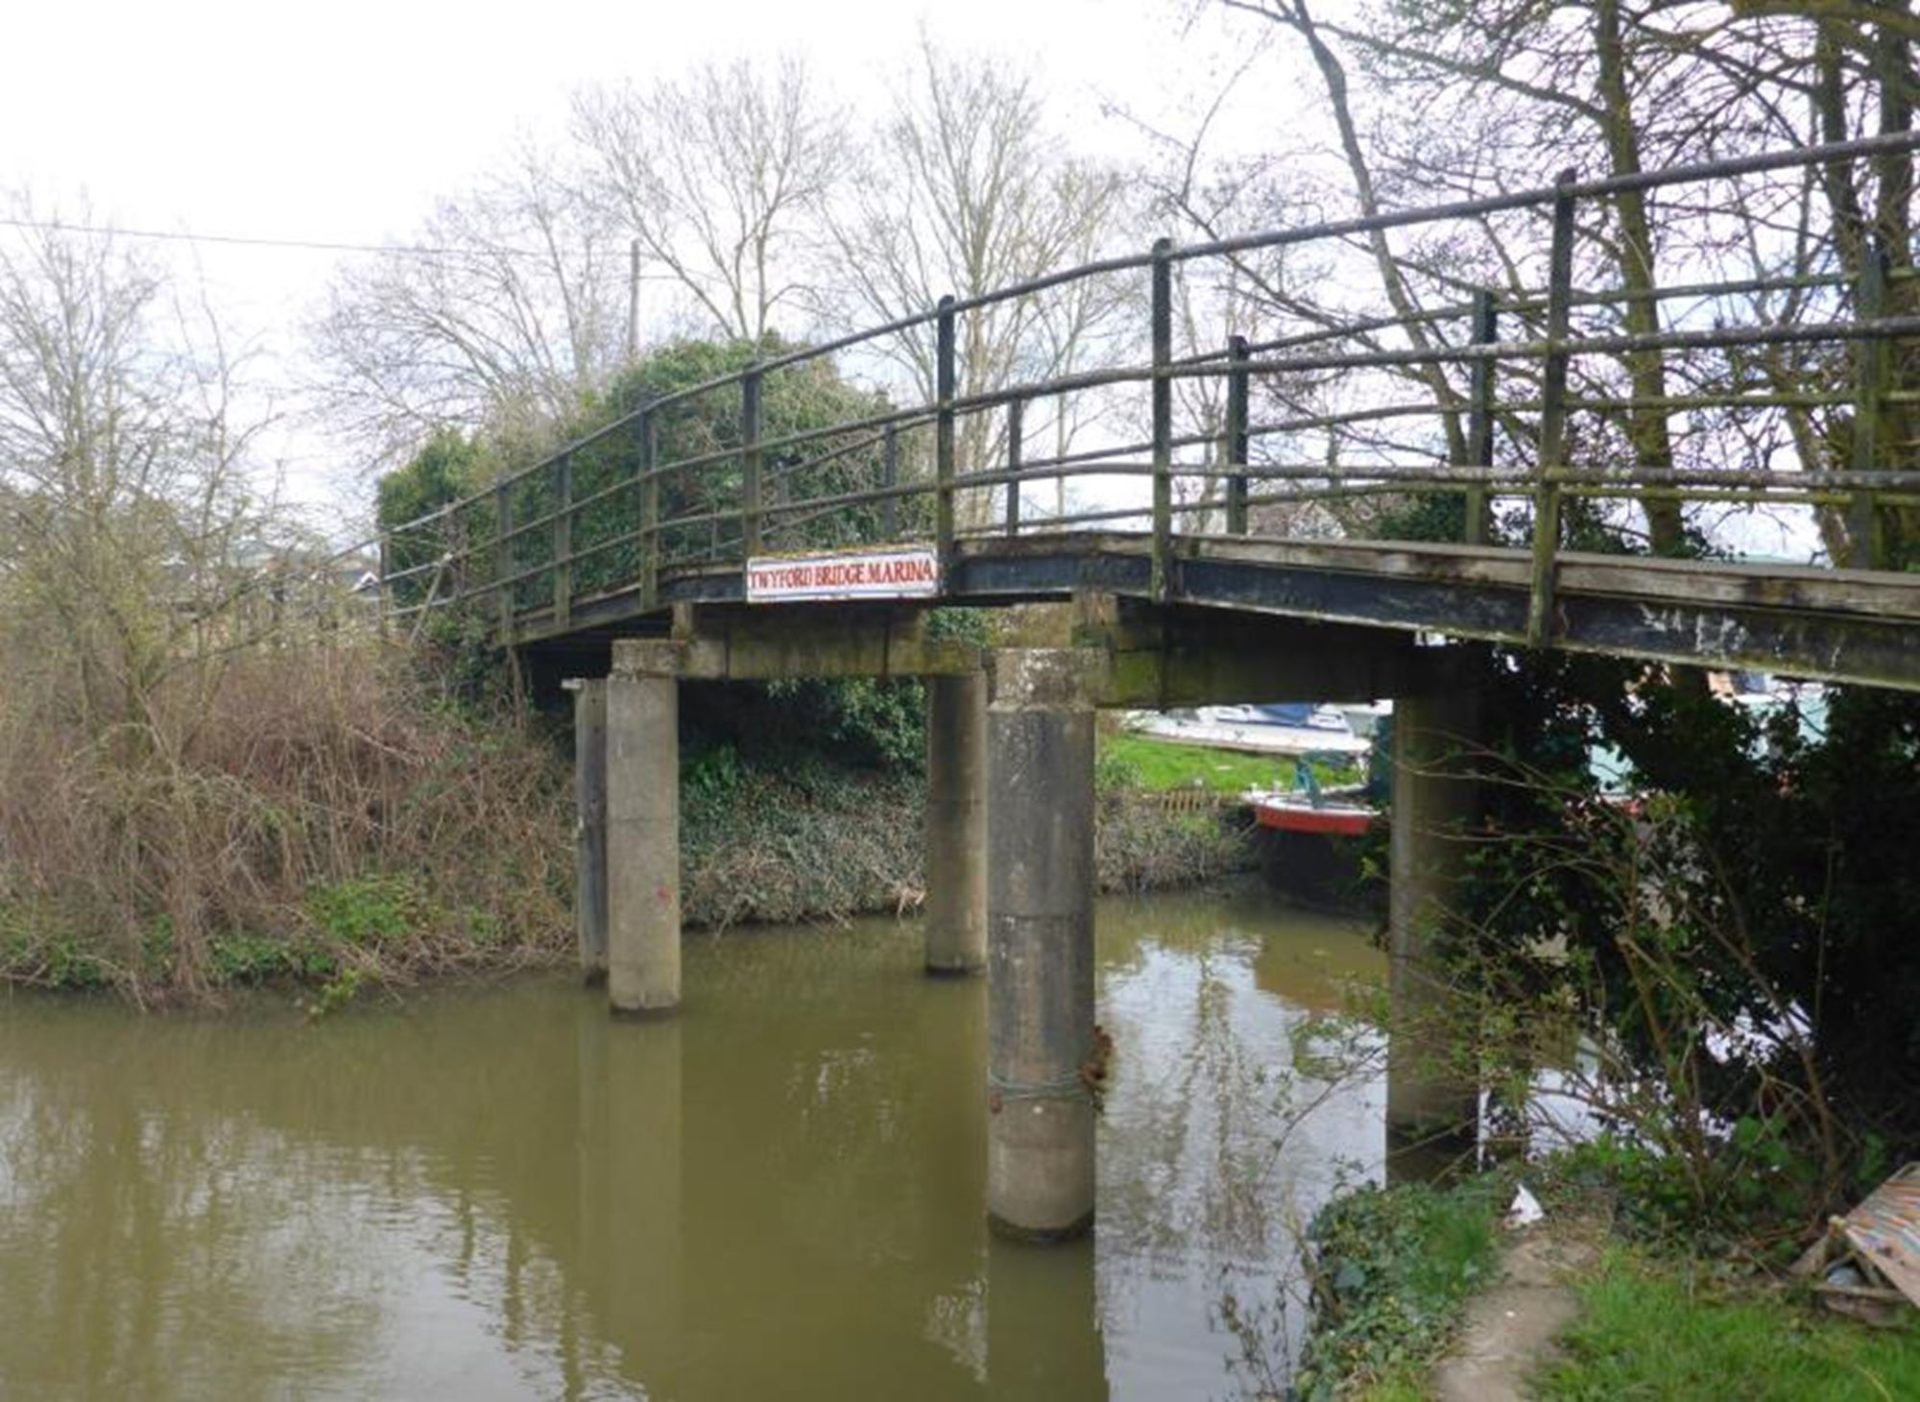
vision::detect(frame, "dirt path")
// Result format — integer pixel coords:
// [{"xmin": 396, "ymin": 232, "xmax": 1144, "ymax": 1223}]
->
[{"xmin": 1429, "ymin": 1226, "xmax": 1598, "ymax": 1402}]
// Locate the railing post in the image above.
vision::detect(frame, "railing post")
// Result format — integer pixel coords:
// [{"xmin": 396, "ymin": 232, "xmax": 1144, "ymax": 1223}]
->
[
  {"xmin": 1005, "ymin": 397, "xmax": 1024, "ymax": 537},
  {"xmin": 636, "ymin": 406, "xmax": 659, "ymax": 613},
  {"xmin": 1526, "ymin": 172, "xmax": 1577, "ymax": 648},
  {"xmin": 376, "ymin": 532, "xmax": 392, "ymax": 639},
  {"xmin": 1849, "ymin": 239, "xmax": 1890, "ymax": 569},
  {"xmin": 741, "ymin": 362, "xmax": 764, "ymax": 559},
  {"xmin": 1225, "ymin": 333, "xmax": 1250, "ymax": 536},
  {"xmin": 936, "ymin": 295, "xmax": 957, "ymax": 566},
  {"xmin": 451, "ymin": 506, "xmax": 471, "ymax": 605},
  {"xmin": 1465, "ymin": 291, "xmax": 1498, "ymax": 547},
  {"xmin": 881, "ymin": 423, "xmax": 900, "ymax": 542},
  {"xmin": 553, "ymin": 450, "xmax": 573, "ymax": 629},
  {"xmin": 1151, "ymin": 237, "xmax": 1174, "ymax": 600},
  {"xmin": 494, "ymin": 479, "xmax": 514, "ymax": 644}
]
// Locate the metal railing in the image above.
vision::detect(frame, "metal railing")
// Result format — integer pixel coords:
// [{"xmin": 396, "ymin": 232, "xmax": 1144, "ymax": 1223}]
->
[{"xmin": 378, "ymin": 132, "xmax": 1920, "ymax": 649}]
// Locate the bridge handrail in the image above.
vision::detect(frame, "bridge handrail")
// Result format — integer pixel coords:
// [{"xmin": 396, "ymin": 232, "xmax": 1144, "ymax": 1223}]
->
[{"xmin": 375, "ymin": 129, "xmax": 1920, "ymax": 642}]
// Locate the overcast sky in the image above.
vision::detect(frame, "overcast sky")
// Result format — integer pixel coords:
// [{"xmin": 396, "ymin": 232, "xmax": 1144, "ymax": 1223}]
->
[
  {"xmin": 1, "ymin": 0, "xmax": 1285, "ymax": 522},
  {"xmin": 0, "ymin": 4, "xmax": 1826, "ymax": 560},
  {"xmin": 4, "ymin": 0, "xmax": 1226, "ymax": 240}
]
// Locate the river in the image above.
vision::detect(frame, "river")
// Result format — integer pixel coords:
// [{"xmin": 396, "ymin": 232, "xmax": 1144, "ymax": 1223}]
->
[{"xmin": 0, "ymin": 884, "xmax": 1391, "ymax": 1400}]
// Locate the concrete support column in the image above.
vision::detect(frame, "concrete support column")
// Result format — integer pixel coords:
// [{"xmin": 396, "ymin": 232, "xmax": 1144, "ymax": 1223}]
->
[
  {"xmin": 925, "ymin": 671, "xmax": 989, "ymax": 975},
  {"xmin": 1385, "ymin": 689, "xmax": 1482, "ymax": 1164},
  {"xmin": 986, "ymin": 649, "xmax": 1100, "ymax": 1241},
  {"xmin": 607, "ymin": 640, "xmax": 681, "ymax": 1018},
  {"xmin": 571, "ymin": 678, "xmax": 609, "ymax": 983}
]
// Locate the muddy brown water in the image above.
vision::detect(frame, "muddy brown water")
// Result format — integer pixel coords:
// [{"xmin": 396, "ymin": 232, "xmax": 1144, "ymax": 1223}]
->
[{"xmin": 0, "ymin": 884, "xmax": 1390, "ymax": 1400}]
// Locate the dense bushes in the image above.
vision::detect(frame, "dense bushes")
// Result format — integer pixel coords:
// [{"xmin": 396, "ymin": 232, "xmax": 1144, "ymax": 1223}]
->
[
  {"xmin": 0, "ymin": 631, "xmax": 1257, "ymax": 1002},
  {"xmin": 376, "ymin": 335, "xmax": 927, "ymax": 624},
  {"xmin": 1405, "ymin": 652, "xmax": 1920, "ymax": 1223},
  {"xmin": 678, "ymin": 734, "xmax": 1257, "ymax": 931},
  {"xmin": 1290, "ymin": 1177, "xmax": 1504, "ymax": 1400},
  {"xmin": 0, "ymin": 642, "xmax": 572, "ymax": 1004}
]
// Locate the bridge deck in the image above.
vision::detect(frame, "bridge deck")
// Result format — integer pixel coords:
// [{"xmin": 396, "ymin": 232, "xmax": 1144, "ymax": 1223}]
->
[{"xmin": 503, "ymin": 533, "xmax": 1920, "ymax": 691}]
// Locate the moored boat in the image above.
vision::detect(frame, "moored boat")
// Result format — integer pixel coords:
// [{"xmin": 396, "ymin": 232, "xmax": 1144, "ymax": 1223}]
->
[
  {"xmin": 1125, "ymin": 702, "xmax": 1371, "ymax": 757},
  {"xmin": 1248, "ymin": 792, "xmax": 1377, "ymax": 836},
  {"xmin": 1243, "ymin": 757, "xmax": 1380, "ymax": 836}
]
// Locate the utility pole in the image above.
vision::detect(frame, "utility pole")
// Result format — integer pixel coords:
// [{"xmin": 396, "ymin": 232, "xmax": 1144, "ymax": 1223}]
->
[{"xmin": 627, "ymin": 237, "xmax": 641, "ymax": 363}]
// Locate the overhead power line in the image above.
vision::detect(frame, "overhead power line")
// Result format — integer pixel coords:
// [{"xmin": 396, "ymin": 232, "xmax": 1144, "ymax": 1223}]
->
[{"xmin": 0, "ymin": 214, "xmax": 668, "ymax": 269}]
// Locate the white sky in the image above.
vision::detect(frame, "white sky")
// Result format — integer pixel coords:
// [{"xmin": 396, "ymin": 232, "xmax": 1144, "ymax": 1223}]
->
[
  {"xmin": 3, "ymin": 0, "xmax": 1220, "ymax": 239},
  {"xmin": 1, "ymin": 0, "xmax": 1269, "ymax": 527},
  {"xmin": 0, "ymin": 2, "xmax": 1825, "ymax": 561}
]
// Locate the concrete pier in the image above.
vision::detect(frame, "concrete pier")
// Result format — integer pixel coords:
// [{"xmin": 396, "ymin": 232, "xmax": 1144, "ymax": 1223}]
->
[
  {"xmin": 924, "ymin": 671, "xmax": 988, "ymax": 975},
  {"xmin": 607, "ymin": 641, "xmax": 681, "ymax": 1017},
  {"xmin": 985, "ymin": 649, "xmax": 1100, "ymax": 1241},
  {"xmin": 571, "ymin": 678, "xmax": 609, "ymax": 983},
  {"xmin": 1385, "ymin": 689, "xmax": 1481, "ymax": 1160}
]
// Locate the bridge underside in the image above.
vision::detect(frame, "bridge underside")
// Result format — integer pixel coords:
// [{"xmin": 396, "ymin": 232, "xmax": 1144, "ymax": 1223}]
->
[
  {"xmin": 559, "ymin": 530, "xmax": 1920, "ymax": 1243},
  {"xmin": 516, "ymin": 532, "xmax": 1920, "ymax": 694}
]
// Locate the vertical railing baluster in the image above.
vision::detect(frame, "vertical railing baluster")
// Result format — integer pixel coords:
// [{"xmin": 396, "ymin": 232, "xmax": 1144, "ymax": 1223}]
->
[
  {"xmin": 1005, "ymin": 397, "xmax": 1024, "ymax": 537},
  {"xmin": 741, "ymin": 363, "xmax": 764, "ymax": 560},
  {"xmin": 1465, "ymin": 290, "xmax": 1498, "ymax": 547},
  {"xmin": 1225, "ymin": 334, "xmax": 1250, "ymax": 536},
  {"xmin": 450, "ymin": 508, "xmax": 467, "ymax": 606},
  {"xmin": 881, "ymin": 424, "xmax": 899, "ymax": 542},
  {"xmin": 636, "ymin": 407, "xmax": 659, "ymax": 612},
  {"xmin": 1527, "ymin": 172, "xmax": 1577, "ymax": 648},
  {"xmin": 377, "ymin": 532, "xmax": 391, "ymax": 639},
  {"xmin": 1849, "ymin": 239, "xmax": 1889, "ymax": 569},
  {"xmin": 1151, "ymin": 238, "xmax": 1174, "ymax": 600},
  {"xmin": 936, "ymin": 295, "xmax": 957, "ymax": 566},
  {"xmin": 495, "ymin": 479, "xmax": 514, "ymax": 643},
  {"xmin": 553, "ymin": 450, "xmax": 573, "ymax": 629}
]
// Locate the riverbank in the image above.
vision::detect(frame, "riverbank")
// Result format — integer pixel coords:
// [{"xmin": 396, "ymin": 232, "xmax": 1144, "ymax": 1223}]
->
[
  {"xmin": 0, "ymin": 662, "xmax": 1258, "ymax": 1006},
  {"xmin": 1297, "ymin": 1166, "xmax": 1920, "ymax": 1400},
  {"xmin": 683, "ymin": 757, "xmax": 1255, "ymax": 930}
]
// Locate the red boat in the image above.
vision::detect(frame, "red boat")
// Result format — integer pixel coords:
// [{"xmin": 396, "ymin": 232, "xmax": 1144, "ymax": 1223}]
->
[{"xmin": 1249, "ymin": 793, "xmax": 1376, "ymax": 837}]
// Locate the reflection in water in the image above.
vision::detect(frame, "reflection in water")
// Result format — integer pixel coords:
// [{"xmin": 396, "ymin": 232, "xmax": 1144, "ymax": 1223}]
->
[{"xmin": 0, "ymin": 883, "xmax": 1387, "ymax": 1399}]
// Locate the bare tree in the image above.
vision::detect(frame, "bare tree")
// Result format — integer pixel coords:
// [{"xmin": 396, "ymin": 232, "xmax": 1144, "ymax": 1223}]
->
[
  {"xmin": 572, "ymin": 56, "xmax": 849, "ymax": 344},
  {"xmin": 311, "ymin": 138, "xmax": 627, "ymax": 468},
  {"xmin": 825, "ymin": 38, "xmax": 1138, "ymax": 526},
  {"xmin": 0, "ymin": 198, "xmax": 282, "ymax": 740},
  {"xmin": 1200, "ymin": 0, "xmax": 1917, "ymax": 559}
]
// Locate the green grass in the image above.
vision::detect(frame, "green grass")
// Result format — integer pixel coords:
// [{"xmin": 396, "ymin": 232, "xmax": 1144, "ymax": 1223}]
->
[
  {"xmin": 1100, "ymin": 733, "xmax": 1355, "ymax": 794},
  {"xmin": 1354, "ymin": 1376, "xmax": 1427, "ymax": 1402},
  {"xmin": 1541, "ymin": 1249, "xmax": 1920, "ymax": 1401}
]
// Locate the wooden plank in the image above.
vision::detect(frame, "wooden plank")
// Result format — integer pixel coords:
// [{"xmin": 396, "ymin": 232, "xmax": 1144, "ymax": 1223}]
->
[{"xmin": 1839, "ymin": 1163, "xmax": 1920, "ymax": 1308}]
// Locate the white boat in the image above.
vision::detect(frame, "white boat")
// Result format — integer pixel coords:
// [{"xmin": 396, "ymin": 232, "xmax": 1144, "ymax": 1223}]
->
[
  {"xmin": 1339, "ymin": 700, "xmax": 1393, "ymax": 738},
  {"xmin": 1125, "ymin": 702, "xmax": 1371, "ymax": 758}
]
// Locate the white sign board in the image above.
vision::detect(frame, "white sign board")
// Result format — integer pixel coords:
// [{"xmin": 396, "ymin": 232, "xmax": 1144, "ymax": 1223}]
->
[{"xmin": 745, "ymin": 546, "xmax": 941, "ymax": 603}]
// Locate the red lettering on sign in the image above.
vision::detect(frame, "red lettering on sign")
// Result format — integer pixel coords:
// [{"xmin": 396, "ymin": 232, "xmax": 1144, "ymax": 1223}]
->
[{"xmin": 747, "ymin": 549, "xmax": 938, "ymax": 599}]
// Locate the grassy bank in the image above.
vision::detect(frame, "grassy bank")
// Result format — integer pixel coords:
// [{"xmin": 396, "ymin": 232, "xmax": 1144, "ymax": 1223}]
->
[
  {"xmin": 1543, "ymin": 1248, "xmax": 1920, "ymax": 1401},
  {"xmin": 1294, "ymin": 1166, "xmax": 1920, "ymax": 1401},
  {"xmin": 1101, "ymin": 733, "xmax": 1359, "ymax": 794}
]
